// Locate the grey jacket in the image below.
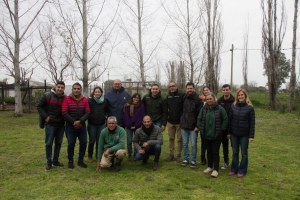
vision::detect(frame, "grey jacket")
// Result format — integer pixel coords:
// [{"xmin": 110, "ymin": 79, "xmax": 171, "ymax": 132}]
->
[{"xmin": 133, "ymin": 125, "xmax": 163, "ymax": 151}]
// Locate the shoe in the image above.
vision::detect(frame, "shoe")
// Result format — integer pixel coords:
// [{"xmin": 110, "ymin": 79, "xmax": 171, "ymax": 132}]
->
[
  {"xmin": 128, "ymin": 154, "xmax": 132, "ymax": 161},
  {"xmin": 203, "ymin": 167, "xmax": 213, "ymax": 173},
  {"xmin": 142, "ymin": 159, "xmax": 148, "ymax": 165},
  {"xmin": 190, "ymin": 161, "xmax": 196, "ymax": 168},
  {"xmin": 77, "ymin": 161, "xmax": 87, "ymax": 168},
  {"xmin": 165, "ymin": 154, "xmax": 174, "ymax": 161},
  {"xmin": 211, "ymin": 170, "xmax": 219, "ymax": 177},
  {"xmin": 221, "ymin": 162, "xmax": 230, "ymax": 170},
  {"xmin": 181, "ymin": 160, "xmax": 188, "ymax": 167},
  {"xmin": 176, "ymin": 156, "xmax": 181, "ymax": 163},
  {"xmin": 68, "ymin": 161, "xmax": 74, "ymax": 169},
  {"xmin": 153, "ymin": 162, "xmax": 158, "ymax": 171},
  {"xmin": 114, "ymin": 164, "xmax": 121, "ymax": 172},
  {"xmin": 53, "ymin": 162, "xmax": 64, "ymax": 167},
  {"xmin": 237, "ymin": 173, "xmax": 245, "ymax": 178},
  {"xmin": 88, "ymin": 157, "xmax": 93, "ymax": 163},
  {"xmin": 228, "ymin": 171, "xmax": 236, "ymax": 176},
  {"xmin": 45, "ymin": 163, "xmax": 52, "ymax": 171},
  {"xmin": 200, "ymin": 155, "xmax": 206, "ymax": 165}
]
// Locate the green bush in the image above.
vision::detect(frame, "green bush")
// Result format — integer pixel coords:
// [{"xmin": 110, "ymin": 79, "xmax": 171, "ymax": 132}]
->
[{"xmin": 3, "ymin": 96, "xmax": 15, "ymax": 103}]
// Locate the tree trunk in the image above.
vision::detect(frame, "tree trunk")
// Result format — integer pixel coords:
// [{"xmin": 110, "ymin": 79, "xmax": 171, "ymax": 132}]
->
[
  {"xmin": 82, "ymin": 0, "xmax": 89, "ymax": 96},
  {"xmin": 288, "ymin": 0, "xmax": 298, "ymax": 112}
]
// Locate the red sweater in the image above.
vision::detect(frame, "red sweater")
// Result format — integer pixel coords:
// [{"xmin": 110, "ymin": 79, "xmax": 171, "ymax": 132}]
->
[{"xmin": 62, "ymin": 95, "xmax": 90, "ymax": 124}]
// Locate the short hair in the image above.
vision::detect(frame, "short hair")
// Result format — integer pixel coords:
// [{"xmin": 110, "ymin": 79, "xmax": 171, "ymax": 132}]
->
[
  {"xmin": 151, "ymin": 83, "xmax": 159, "ymax": 88},
  {"xmin": 186, "ymin": 82, "xmax": 195, "ymax": 88},
  {"xmin": 56, "ymin": 81, "xmax": 65, "ymax": 87},
  {"xmin": 72, "ymin": 82, "xmax": 82, "ymax": 89},
  {"xmin": 205, "ymin": 92, "xmax": 216, "ymax": 99},
  {"xmin": 90, "ymin": 86, "xmax": 103, "ymax": 98},
  {"xmin": 222, "ymin": 84, "xmax": 231, "ymax": 89},
  {"xmin": 107, "ymin": 116, "xmax": 117, "ymax": 123}
]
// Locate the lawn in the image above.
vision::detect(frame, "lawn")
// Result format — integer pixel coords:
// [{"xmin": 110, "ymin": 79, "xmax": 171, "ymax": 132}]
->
[{"xmin": 0, "ymin": 105, "xmax": 300, "ymax": 199}]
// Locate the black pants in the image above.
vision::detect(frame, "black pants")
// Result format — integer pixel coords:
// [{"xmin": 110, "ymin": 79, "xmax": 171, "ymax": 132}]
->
[
  {"xmin": 221, "ymin": 133, "xmax": 229, "ymax": 163},
  {"xmin": 204, "ymin": 139, "xmax": 222, "ymax": 171}
]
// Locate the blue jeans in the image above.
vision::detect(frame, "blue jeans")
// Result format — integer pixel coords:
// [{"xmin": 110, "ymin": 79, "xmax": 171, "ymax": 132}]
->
[
  {"xmin": 181, "ymin": 128, "xmax": 198, "ymax": 162},
  {"xmin": 135, "ymin": 144, "xmax": 161, "ymax": 162},
  {"xmin": 45, "ymin": 125, "xmax": 65, "ymax": 164},
  {"xmin": 230, "ymin": 135, "xmax": 249, "ymax": 174},
  {"xmin": 66, "ymin": 123, "xmax": 87, "ymax": 162},
  {"xmin": 125, "ymin": 128, "xmax": 136, "ymax": 155},
  {"xmin": 87, "ymin": 124, "xmax": 106, "ymax": 159}
]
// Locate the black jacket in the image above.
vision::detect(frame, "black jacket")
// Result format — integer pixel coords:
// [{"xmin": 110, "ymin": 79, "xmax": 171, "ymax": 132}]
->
[
  {"xmin": 142, "ymin": 92, "xmax": 167, "ymax": 126},
  {"xmin": 88, "ymin": 97, "xmax": 108, "ymax": 125},
  {"xmin": 37, "ymin": 88, "xmax": 66, "ymax": 126},
  {"xmin": 228, "ymin": 102, "xmax": 255, "ymax": 138},
  {"xmin": 180, "ymin": 92, "xmax": 203, "ymax": 130},
  {"xmin": 217, "ymin": 94, "xmax": 235, "ymax": 115},
  {"xmin": 166, "ymin": 89, "xmax": 185, "ymax": 124}
]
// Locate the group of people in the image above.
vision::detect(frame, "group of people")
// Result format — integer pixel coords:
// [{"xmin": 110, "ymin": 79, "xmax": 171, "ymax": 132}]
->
[{"xmin": 37, "ymin": 79, "xmax": 255, "ymax": 177}]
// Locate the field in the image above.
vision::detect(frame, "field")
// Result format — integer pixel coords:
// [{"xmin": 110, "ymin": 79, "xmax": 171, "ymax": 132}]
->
[{"xmin": 0, "ymin": 92, "xmax": 300, "ymax": 199}]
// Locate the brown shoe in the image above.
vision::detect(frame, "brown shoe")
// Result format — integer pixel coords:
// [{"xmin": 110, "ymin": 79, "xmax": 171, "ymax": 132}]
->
[
  {"xmin": 128, "ymin": 154, "xmax": 132, "ymax": 161},
  {"xmin": 153, "ymin": 162, "xmax": 158, "ymax": 171},
  {"xmin": 88, "ymin": 157, "xmax": 93, "ymax": 163},
  {"xmin": 165, "ymin": 154, "xmax": 174, "ymax": 161}
]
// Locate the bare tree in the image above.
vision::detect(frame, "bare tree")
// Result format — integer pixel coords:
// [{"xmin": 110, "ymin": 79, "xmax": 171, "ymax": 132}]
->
[
  {"xmin": 261, "ymin": 0, "xmax": 286, "ymax": 110},
  {"xmin": 0, "ymin": 0, "xmax": 48, "ymax": 116},
  {"xmin": 288, "ymin": 0, "xmax": 298, "ymax": 112},
  {"xmin": 201, "ymin": 0, "xmax": 223, "ymax": 95},
  {"xmin": 177, "ymin": 61, "xmax": 186, "ymax": 91},
  {"xmin": 242, "ymin": 18, "xmax": 250, "ymax": 91},
  {"xmin": 55, "ymin": 0, "xmax": 119, "ymax": 96}
]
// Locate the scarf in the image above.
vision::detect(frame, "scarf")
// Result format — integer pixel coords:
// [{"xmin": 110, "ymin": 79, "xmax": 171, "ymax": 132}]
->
[
  {"xmin": 124, "ymin": 102, "xmax": 141, "ymax": 117},
  {"xmin": 94, "ymin": 95, "xmax": 104, "ymax": 104},
  {"xmin": 142, "ymin": 123, "xmax": 154, "ymax": 136}
]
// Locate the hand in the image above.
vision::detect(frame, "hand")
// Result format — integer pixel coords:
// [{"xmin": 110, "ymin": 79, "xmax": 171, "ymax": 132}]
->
[
  {"xmin": 227, "ymin": 134, "xmax": 230, "ymax": 139},
  {"xmin": 161, "ymin": 125, "xmax": 165, "ymax": 131},
  {"xmin": 73, "ymin": 120, "xmax": 81, "ymax": 129},
  {"xmin": 194, "ymin": 127, "xmax": 198, "ymax": 132},
  {"xmin": 103, "ymin": 149, "xmax": 110, "ymax": 157},
  {"xmin": 131, "ymin": 126, "xmax": 135, "ymax": 130},
  {"xmin": 249, "ymin": 138, "xmax": 254, "ymax": 143},
  {"xmin": 45, "ymin": 116, "xmax": 50, "ymax": 123},
  {"xmin": 142, "ymin": 142, "xmax": 148, "ymax": 147},
  {"xmin": 138, "ymin": 149, "xmax": 145, "ymax": 154},
  {"xmin": 96, "ymin": 161, "xmax": 101, "ymax": 171}
]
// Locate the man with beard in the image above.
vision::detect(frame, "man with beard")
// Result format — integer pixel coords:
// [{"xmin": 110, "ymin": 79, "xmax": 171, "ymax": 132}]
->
[
  {"xmin": 165, "ymin": 82, "xmax": 184, "ymax": 162},
  {"xmin": 133, "ymin": 115, "xmax": 163, "ymax": 171},
  {"xmin": 142, "ymin": 84, "xmax": 167, "ymax": 131},
  {"xmin": 180, "ymin": 82, "xmax": 203, "ymax": 168},
  {"xmin": 105, "ymin": 79, "xmax": 131, "ymax": 127}
]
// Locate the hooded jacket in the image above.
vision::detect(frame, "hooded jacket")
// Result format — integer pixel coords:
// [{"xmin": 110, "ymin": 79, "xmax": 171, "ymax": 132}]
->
[
  {"xmin": 37, "ymin": 88, "xmax": 66, "ymax": 126},
  {"xmin": 105, "ymin": 86, "xmax": 131, "ymax": 126},
  {"xmin": 166, "ymin": 89, "xmax": 185, "ymax": 124},
  {"xmin": 217, "ymin": 94, "xmax": 235, "ymax": 115}
]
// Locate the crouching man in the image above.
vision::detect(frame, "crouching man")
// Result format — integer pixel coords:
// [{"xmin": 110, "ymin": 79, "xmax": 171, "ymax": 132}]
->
[
  {"xmin": 133, "ymin": 115, "xmax": 163, "ymax": 171},
  {"xmin": 96, "ymin": 116, "xmax": 126, "ymax": 172}
]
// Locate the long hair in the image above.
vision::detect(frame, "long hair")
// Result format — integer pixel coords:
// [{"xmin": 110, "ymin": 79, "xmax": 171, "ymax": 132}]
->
[
  {"xmin": 233, "ymin": 88, "xmax": 253, "ymax": 106},
  {"xmin": 90, "ymin": 86, "xmax": 103, "ymax": 98},
  {"xmin": 127, "ymin": 93, "xmax": 141, "ymax": 104}
]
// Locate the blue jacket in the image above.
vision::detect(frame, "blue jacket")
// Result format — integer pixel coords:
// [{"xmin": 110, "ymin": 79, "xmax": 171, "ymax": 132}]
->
[
  {"xmin": 228, "ymin": 102, "xmax": 255, "ymax": 138},
  {"xmin": 105, "ymin": 86, "xmax": 131, "ymax": 126}
]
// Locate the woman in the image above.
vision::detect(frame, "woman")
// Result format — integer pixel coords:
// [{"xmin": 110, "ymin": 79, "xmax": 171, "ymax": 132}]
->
[
  {"xmin": 228, "ymin": 89, "xmax": 255, "ymax": 177},
  {"xmin": 197, "ymin": 92, "xmax": 228, "ymax": 177},
  {"xmin": 199, "ymin": 86, "xmax": 211, "ymax": 103},
  {"xmin": 123, "ymin": 93, "xmax": 146, "ymax": 161},
  {"xmin": 87, "ymin": 86, "xmax": 107, "ymax": 162}
]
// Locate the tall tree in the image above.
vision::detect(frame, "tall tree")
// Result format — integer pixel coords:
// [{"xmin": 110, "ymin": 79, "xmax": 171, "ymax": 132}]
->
[
  {"xmin": 242, "ymin": 19, "xmax": 249, "ymax": 91},
  {"xmin": 261, "ymin": 0, "xmax": 286, "ymax": 110},
  {"xmin": 0, "ymin": 0, "xmax": 48, "ymax": 116},
  {"xmin": 201, "ymin": 0, "xmax": 223, "ymax": 95},
  {"xmin": 288, "ymin": 0, "xmax": 299, "ymax": 112}
]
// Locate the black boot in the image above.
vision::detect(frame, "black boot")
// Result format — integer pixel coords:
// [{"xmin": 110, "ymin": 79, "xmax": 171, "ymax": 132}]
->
[
  {"xmin": 114, "ymin": 159, "xmax": 122, "ymax": 172},
  {"xmin": 201, "ymin": 155, "xmax": 206, "ymax": 165}
]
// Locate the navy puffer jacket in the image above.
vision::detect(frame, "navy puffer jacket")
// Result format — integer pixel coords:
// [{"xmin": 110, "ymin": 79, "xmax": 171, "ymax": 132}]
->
[{"xmin": 228, "ymin": 102, "xmax": 255, "ymax": 138}]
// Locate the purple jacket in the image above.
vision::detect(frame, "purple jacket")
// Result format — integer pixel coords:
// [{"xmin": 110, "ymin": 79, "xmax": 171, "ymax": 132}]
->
[{"xmin": 123, "ymin": 103, "xmax": 146, "ymax": 129}]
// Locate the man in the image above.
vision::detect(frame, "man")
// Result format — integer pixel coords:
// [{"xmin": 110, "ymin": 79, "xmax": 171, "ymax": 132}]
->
[
  {"xmin": 62, "ymin": 82, "xmax": 90, "ymax": 169},
  {"xmin": 217, "ymin": 84, "xmax": 234, "ymax": 169},
  {"xmin": 142, "ymin": 84, "xmax": 167, "ymax": 131},
  {"xmin": 37, "ymin": 81, "xmax": 66, "ymax": 171},
  {"xmin": 133, "ymin": 115, "xmax": 163, "ymax": 171},
  {"xmin": 105, "ymin": 79, "xmax": 131, "ymax": 127},
  {"xmin": 180, "ymin": 82, "xmax": 203, "ymax": 168},
  {"xmin": 96, "ymin": 116, "xmax": 126, "ymax": 172},
  {"xmin": 165, "ymin": 82, "xmax": 184, "ymax": 162}
]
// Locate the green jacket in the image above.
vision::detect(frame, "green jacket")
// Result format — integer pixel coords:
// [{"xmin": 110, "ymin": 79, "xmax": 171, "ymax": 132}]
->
[
  {"xmin": 97, "ymin": 126, "xmax": 125, "ymax": 160},
  {"xmin": 197, "ymin": 104, "xmax": 228, "ymax": 140}
]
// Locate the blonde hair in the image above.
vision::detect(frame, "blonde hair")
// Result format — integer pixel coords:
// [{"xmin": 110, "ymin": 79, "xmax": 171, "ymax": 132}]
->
[{"xmin": 233, "ymin": 89, "xmax": 253, "ymax": 106}]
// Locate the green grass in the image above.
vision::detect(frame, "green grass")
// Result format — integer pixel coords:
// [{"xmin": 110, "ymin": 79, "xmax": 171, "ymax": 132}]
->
[{"xmin": 0, "ymin": 108, "xmax": 300, "ymax": 199}]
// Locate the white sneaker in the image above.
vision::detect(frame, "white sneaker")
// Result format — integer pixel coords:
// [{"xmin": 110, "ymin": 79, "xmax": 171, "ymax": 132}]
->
[
  {"xmin": 221, "ymin": 162, "xmax": 230, "ymax": 170},
  {"xmin": 211, "ymin": 170, "xmax": 218, "ymax": 177},
  {"xmin": 203, "ymin": 167, "xmax": 213, "ymax": 173}
]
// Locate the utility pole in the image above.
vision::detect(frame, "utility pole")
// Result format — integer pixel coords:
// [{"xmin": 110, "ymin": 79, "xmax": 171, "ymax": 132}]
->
[{"xmin": 230, "ymin": 44, "xmax": 234, "ymax": 87}]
